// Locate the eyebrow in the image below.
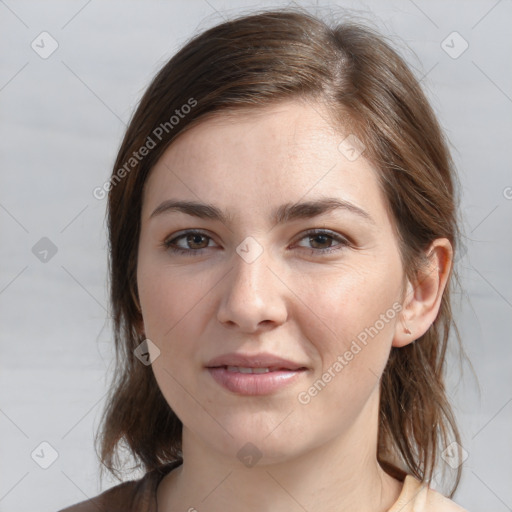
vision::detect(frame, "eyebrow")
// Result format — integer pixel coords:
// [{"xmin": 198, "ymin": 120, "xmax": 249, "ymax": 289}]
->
[{"xmin": 149, "ymin": 197, "xmax": 375, "ymax": 226}]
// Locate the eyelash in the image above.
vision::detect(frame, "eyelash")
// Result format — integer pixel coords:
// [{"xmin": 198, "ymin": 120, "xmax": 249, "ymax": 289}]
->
[{"xmin": 162, "ymin": 229, "xmax": 351, "ymax": 257}]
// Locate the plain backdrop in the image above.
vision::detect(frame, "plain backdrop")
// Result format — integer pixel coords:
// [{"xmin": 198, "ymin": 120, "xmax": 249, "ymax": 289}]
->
[{"xmin": 0, "ymin": 1, "xmax": 511, "ymax": 511}]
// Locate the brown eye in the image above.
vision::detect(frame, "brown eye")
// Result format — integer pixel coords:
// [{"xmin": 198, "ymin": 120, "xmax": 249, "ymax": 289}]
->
[
  {"xmin": 163, "ymin": 230, "xmax": 216, "ymax": 255},
  {"xmin": 308, "ymin": 233, "xmax": 334, "ymax": 249},
  {"xmin": 184, "ymin": 233, "xmax": 210, "ymax": 250},
  {"xmin": 295, "ymin": 229, "xmax": 350, "ymax": 255}
]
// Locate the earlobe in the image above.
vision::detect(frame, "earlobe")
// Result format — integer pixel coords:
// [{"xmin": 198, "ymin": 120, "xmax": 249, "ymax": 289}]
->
[
  {"xmin": 392, "ymin": 238, "xmax": 453, "ymax": 348},
  {"xmin": 393, "ymin": 279, "xmax": 416, "ymax": 348}
]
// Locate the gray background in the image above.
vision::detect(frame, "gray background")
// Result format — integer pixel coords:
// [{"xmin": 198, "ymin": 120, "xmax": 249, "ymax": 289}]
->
[{"xmin": 0, "ymin": 1, "xmax": 511, "ymax": 510}]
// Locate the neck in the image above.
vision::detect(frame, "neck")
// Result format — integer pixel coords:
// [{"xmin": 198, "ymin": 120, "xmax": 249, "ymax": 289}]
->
[{"xmin": 157, "ymin": 391, "xmax": 403, "ymax": 511}]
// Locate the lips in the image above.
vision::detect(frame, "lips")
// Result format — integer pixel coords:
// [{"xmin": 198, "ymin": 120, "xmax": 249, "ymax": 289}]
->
[
  {"xmin": 205, "ymin": 352, "xmax": 308, "ymax": 396},
  {"xmin": 205, "ymin": 352, "xmax": 307, "ymax": 371}
]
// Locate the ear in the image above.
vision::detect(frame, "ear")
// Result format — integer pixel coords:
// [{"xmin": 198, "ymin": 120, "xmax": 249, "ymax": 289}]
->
[{"xmin": 393, "ymin": 238, "xmax": 453, "ymax": 348}]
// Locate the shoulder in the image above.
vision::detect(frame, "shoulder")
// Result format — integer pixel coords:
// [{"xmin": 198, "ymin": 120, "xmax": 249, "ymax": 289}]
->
[
  {"xmin": 424, "ymin": 487, "xmax": 468, "ymax": 512},
  {"xmin": 57, "ymin": 479, "xmax": 141, "ymax": 512},
  {"xmin": 388, "ymin": 475, "xmax": 468, "ymax": 512},
  {"xmin": 57, "ymin": 462, "xmax": 181, "ymax": 512}
]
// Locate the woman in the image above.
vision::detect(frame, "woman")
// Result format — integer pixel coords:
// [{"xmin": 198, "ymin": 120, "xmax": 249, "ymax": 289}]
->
[{"xmin": 61, "ymin": 7, "xmax": 468, "ymax": 512}]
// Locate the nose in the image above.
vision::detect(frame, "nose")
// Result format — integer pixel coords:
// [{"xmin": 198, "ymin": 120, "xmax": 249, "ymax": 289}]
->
[{"xmin": 216, "ymin": 247, "xmax": 288, "ymax": 333}]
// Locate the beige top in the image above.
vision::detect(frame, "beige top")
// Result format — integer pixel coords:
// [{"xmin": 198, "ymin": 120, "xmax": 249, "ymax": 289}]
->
[{"xmin": 59, "ymin": 462, "xmax": 468, "ymax": 512}]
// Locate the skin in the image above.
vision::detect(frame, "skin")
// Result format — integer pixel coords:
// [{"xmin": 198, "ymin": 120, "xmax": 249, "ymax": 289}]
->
[{"xmin": 136, "ymin": 99, "xmax": 453, "ymax": 512}]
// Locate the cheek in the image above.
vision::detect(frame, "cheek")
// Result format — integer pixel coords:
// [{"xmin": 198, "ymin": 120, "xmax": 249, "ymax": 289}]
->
[
  {"xmin": 296, "ymin": 260, "xmax": 401, "ymax": 390},
  {"xmin": 138, "ymin": 263, "xmax": 216, "ymax": 431},
  {"xmin": 137, "ymin": 258, "xmax": 216, "ymax": 399},
  {"xmin": 137, "ymin": 256, "xmax": 209, "ymax": 346},
  {"xmin": 288, "ymin": 271, "xmax": 400, "ymax": 443}
]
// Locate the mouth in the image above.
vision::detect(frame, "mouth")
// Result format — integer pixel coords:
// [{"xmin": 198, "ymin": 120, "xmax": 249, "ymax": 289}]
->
[
  {"xmin": 228, "ymin": 366, "xmax": 273, "ymax": 374},
  {"xmin": 205, "ymin": 352, "xmax": 308, "ymax": 372},
  {"xmin": 211, "ymin": 365, "xmax": 308, "ymax": 374},
  {"xmin": 205, "ymin": 354, "xmax": 309, "ymax": 396}
]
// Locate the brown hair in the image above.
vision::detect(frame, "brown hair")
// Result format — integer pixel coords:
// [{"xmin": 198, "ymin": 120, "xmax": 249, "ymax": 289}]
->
[{"xmin": 98, "ymin": 7, "xmax": 463, "ymax": 495}]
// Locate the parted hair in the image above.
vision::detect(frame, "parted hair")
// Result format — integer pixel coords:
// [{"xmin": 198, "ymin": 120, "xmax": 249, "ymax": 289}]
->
[{"xmin": 98, "ymin": 7, "xmax": 463, "ymax": 495}]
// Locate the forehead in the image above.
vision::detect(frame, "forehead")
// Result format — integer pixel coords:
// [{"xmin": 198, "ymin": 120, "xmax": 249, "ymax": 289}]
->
[{"xmin": 141, "ymin": 100, "xmax": 389, "ymax": 227}]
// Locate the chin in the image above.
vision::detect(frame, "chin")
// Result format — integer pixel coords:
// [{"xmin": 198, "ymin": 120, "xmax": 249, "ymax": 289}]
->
[{"xmin": 198, "ymin": 419, "xmax": 311, "ymax": 468}]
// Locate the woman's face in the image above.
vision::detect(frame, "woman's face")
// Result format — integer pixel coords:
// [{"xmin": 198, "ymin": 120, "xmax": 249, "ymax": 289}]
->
[{"xmin": 137, "ymin": 99, "xmax": 406, "ymax": 465}]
